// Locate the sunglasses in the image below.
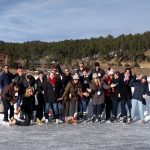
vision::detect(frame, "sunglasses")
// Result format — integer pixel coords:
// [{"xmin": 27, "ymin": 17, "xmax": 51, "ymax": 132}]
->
[{"xmin": 93, "ymin": 77, "xmax": 98, "ymax": 79}]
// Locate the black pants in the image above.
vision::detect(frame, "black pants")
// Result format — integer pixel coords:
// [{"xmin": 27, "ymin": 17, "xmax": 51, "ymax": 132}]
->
[
  {"xmin": 105, "ymin": 96, "xmax": 112, "ymax": 119},
  {"xmin": 121, "ymin": 99, "xmax": 132, "ymax": 118},
  {"xmin": 36, "ymin": 105, "xmax": 44, "ymax": 120},
  {"xmin": 92, "ymin": 104, "xmax": 103, "ymax": 116},
  {"xmin": 112, "ymin": 100, "xmax": 120, "ymax": 118},
  {"xmin": 36, "ymin": 94, "xmax": 45, "ymax": 120},
  {"xmin": 16, "ymin": 113, "xmax": 31, "ymax": 126},
  {"xmin": 2, "ymin": 98, "xmax": 14, "ymax": 121}
]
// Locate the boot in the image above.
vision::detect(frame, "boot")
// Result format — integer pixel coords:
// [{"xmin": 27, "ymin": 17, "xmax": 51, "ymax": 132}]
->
[
  {"xmin": 92, "ymin": 115, "xmax": 96, "ymax": 123},
  {"xmin": 123, "ymin": 116, "xmax": 127, "ymax": 123},
  {"xmin": 110, "ymin": 116, "xmax": 116, "ymax": 122},
  {"xmin": 97, "ymin": 115, "xmax": 101, "ymax": 123}
]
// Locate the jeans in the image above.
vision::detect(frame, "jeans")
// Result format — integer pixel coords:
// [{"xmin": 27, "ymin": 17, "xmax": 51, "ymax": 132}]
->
[
  {"xmin": 17, "ymin": 95, "xmax": 23, "ymax": 108},
  {"xmin": 112, "ymin": 100, "xmax": 120, "ymax": 118},
  {"xmin": 131, "ymin": 99, "xmax": 144, "ymax": 121},
  {"xmin": 78, "ymin": 97, "xmax": 90, "ymax": 113},
  {"xmin": 45, "ymin": 102, "xmax": 59, "ymax": 119}
]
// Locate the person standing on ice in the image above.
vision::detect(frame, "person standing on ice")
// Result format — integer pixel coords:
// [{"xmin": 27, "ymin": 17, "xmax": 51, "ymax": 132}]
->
[{"xmin": 129, "ymin": 75, "xmax": 150, "ymax": 124}]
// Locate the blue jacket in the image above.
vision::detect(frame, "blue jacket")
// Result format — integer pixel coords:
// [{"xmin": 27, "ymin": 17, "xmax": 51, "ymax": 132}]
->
[
  {"xmin": 0, "ymin": 71, "xmax": 14, "ymax": 90},
  {"xmin": 129, "ymin": 77, "xmax": 150, "ymax": 105}
]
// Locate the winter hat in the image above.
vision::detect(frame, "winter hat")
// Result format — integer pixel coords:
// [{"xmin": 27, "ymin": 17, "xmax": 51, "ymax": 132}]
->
[
  {"xmin": 92, "ymin": 73, "xmax": 98, "ymax": 79},
  {"xmin": 72, "ymin": 73, "xmax": 80, "ymax": 80},
  {"xmin": 108, "ymin": 70, "xmax": 114, "ymax": 75}
]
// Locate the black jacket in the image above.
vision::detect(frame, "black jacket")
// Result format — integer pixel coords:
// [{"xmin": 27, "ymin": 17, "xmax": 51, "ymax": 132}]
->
[
  {"xmin": 44, "ymin": 78, "xmax": 63, "ymax": 103},
  {"xmin": 21, "ymin": 96, "xmax": 35, "ymax": 114},
  {"xmin": 120, "ymin": 73, "xmax": 133, "ymax": 99},
  {"xmin": 110, "ymin": 77, "xmax": 129, "ymax": 100}
]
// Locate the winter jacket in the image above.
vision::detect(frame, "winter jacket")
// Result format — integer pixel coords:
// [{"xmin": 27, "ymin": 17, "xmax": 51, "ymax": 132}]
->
[
  {"xmin": 120, "ymin": 73, "xmax": 133, "ymax": 100},
  {"xmin": 0, "ymin": 71, "xmax": 14, "ymax": 89},
  {"xmin": 90, "ymin": 80, "xmax": 110, "ymax": 105},
  {"xmin": 129, "ymin": 77, "xmax": 150, "ymax": 105},
  {"xmin": 44, "ymin": 78, "xmax": 63, "ymax": 103},
  {"xmin": 1, "ymin": 83, "xmax": 19, "ymax": 104},
  {"xmin": 62, "ymin": 80, "xmax": 82, "ymax": 102},
  {"xmin": 21, "ymin": 95, "xmax": 34, "ymax": 115},
  {"xmin": 110, "ymin": 77, "xmax": 129, "ymax": 101},
  {"xmin": 104, "ymin": 76, "xmax": 112, "ymax": 97}
]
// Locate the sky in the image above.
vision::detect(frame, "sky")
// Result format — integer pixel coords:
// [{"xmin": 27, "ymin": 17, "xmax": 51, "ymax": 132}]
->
[{"xmin": 0, "ymin": 0, "xmax": 150, "ymax": 42}]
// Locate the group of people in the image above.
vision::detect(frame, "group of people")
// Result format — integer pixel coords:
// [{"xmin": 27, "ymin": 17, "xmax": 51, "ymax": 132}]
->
[{"xmin": 0, "ymin": 61, "xmax": 150, "ymax": 126}]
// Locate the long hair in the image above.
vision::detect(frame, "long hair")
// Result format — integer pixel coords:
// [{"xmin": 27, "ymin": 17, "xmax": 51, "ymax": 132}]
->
[
  {"xmin": 92, "ymin": 77, "xmax": 101, "ymax": 87},
  {"xmin": 25, "ymin": 87, "xmax": 34, "ymax": 97},
  {"xmin": 124, "ymin": 67, "xmax": 132, "ymax": 76}
]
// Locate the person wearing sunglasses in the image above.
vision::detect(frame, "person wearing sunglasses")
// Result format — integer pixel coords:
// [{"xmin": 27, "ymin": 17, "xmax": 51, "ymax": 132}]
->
[{"xmin": 9, "ymin": 87, "xmax": 38, "ymax": 126}]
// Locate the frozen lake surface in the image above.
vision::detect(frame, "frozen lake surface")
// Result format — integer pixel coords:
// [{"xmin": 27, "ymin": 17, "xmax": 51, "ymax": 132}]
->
[{"xmin": 0, "ymin": 118, "xmax": 150, "ymax": 150}]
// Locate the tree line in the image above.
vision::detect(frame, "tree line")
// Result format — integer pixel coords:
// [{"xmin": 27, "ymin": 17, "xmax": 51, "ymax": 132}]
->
[{"xmin": 0, "ymin": 31, "xmax": 150, "ymax": 69}]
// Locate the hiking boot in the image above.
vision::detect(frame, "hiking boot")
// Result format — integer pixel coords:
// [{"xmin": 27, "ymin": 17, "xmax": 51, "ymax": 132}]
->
[
  {"xmin": 123, "ymin": 116, "xmax": 127, "ymax": 123},
  {"xmin": 92, "ymin": 115, "xmax": 96, "ymax": 123},
  {"xmin": 110, "ymin": 116, "xmax": 116, "ymax": 122}
]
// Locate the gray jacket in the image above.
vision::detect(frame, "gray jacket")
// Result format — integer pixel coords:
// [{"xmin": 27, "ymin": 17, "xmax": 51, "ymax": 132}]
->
[{"xmin": 91, "ymin": 80, "xmax": 110, "ymax": 105}]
